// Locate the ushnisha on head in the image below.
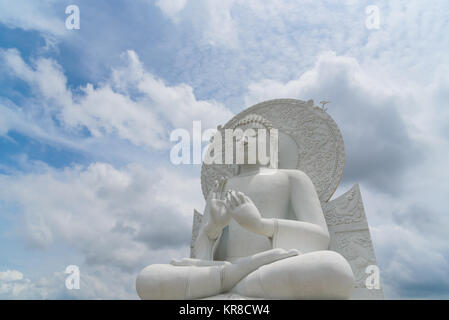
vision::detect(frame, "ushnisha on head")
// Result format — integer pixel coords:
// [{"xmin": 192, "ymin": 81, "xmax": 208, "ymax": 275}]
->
[{"xmin": 230, "ymin": 114, "xmax": 274, "ymax": 131}]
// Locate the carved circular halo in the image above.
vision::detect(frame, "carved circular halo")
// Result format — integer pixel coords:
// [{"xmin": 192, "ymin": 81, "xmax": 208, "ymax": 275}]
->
[{"xmin": 200, "ymin": 99, "xmax": 345, "ymax": 203}]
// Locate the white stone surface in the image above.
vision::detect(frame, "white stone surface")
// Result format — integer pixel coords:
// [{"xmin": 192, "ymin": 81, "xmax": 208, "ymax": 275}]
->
[{"xmin": 137, "ymin": 99, "xmax": 383, "ymax": 300}]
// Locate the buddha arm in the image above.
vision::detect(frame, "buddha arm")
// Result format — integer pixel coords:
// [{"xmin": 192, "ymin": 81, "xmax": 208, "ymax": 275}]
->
[
  {"xmin": 255, "ymin": 218, "xmax": 329, "ymax": 254},
  {"xmin": 235, "ymin": 170, "xmax": 329, "ymax": 252},
  {"xmin": 192, "ymin": 202, "xmax": 223, "ymax": 260},
  {"xmin": 270, "ymin": 170, "xmax": 330, "ymax": 252}
]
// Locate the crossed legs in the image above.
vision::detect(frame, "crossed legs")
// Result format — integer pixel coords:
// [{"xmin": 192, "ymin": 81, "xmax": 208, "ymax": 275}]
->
[
  {"xmin": 232, "ymin": 250, "xmax": 354, "ymax": 299},
  {"xmin": 136, "ymin": 249, "xmax": 354, "ymax": 300}
]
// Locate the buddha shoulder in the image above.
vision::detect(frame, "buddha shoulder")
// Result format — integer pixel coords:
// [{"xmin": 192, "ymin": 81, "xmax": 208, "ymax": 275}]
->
[
  {"xmin": 276, "ymin": 169, "xmax": 316, "ymax": 191},
  {"xmin": 277, "ymin": 169, "xmax": 311, "ymax": 182}
]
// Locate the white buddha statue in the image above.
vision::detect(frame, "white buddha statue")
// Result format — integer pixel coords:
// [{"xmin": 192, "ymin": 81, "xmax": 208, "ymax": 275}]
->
[{"xmin": 136, "ymin": 114, "xmax": 354, "ymax": 299}]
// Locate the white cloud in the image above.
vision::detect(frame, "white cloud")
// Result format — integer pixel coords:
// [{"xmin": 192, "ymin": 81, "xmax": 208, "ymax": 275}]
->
[
  {"xmin": 113, "ymin": 50, "xmax": 233, "ymax": 131},
  {"xmin": 0, "ymin": 269, "xmax": 59, "ymax": 299},
  {"xmin": 0, "ymin": 161, "xmax": 205, "ymax": 298},
  {"xmin": 0, "ymin": 162, "xmax": 201, "ymax": 250},
  {"xmin": 0, "ymin": 270, "xmax": 24, "ymax": 282},
  {"xmin": 0, "ymin": 268, "xmax": 137, "ymax": 299},
  {"xmin": 154, "ymin": 0, "xmax": 449, "ymax": 111},
  {"xmin": 0, "ymin": 0, "xmax": 66, "ymax": 36},
  {"xmin": 0, "ymin": 278, "xmax": 31, "ymax": 298},
  {"xmin": 245, "ymin": 51, "xmax": 422, "ymax": 190},
  {"xmin": 0, "ymin": 49, "xmax": 233, "ymax": 150},
  {"xmin": 371, "ymin": 222, "xmax": 449, "ymax": 299},
  {"xmin": 155, "ymin": 0, "xmax": 187, "ymax": 21},
  {"xmin": 155, "ymin": 0, "xmax": 239, "ymax": 47},
  {"xmin": 201, "ymin": 0, "xmax": 239, "ymax": 47}
]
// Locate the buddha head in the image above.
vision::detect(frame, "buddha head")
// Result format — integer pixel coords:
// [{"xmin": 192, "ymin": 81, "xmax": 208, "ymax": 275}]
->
[{"xmin": 228, "ymin": 114, "xmax": 278, "ymax": 170}]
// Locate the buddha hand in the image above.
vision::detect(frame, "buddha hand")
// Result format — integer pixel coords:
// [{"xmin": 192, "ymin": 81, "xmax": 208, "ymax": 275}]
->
[
  {"xmin": 206, "ymin": 177, "xmax": 231, "ymax": 238},
  {"xmin": 225, "ymin": 190, "xmax": 275, "ymax": 237}
]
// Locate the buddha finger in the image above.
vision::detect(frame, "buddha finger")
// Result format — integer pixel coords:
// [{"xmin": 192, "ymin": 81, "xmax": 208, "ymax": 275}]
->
[
  {"xmin": 210, "ymin": 180, "xmax": 219, "ymax": 196},
  {"xmin": 230, "ymin": 191, "xmax": 241, "ymax": 207},
  {"xmin": 218, "ymin": 177, "xmax": 227, "ymax": 199},
  {"xmin": 225, "ymin": 193, "xmax": 235, "ymax": 210},
  {"xmin": 236, "ymin": 192, "xmax": 246, "ymax": 203},
  {"xmin": 212, "ymin": 179, "xmax": 220, "ymax": 191}
]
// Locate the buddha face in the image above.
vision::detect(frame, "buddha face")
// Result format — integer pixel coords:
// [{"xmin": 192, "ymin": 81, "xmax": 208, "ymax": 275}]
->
[{"xmin": 232, "ymin": 122, "xmax": 271, "ymax": 166}]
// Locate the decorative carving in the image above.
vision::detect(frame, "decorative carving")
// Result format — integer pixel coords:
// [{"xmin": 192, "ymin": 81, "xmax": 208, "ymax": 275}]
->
[
  {"xmin": 331, "ymin": 230, "xmax": 376, "ymax": 288},
  {"xmin": 324, "ymin": 184, "xmax": 384, "ymax": 298},
  {"xmin": 322, "ymin": 184, "xmax": 365, "ymax": 226},
  {"xmin": 190, "ymin": 209, "xmax": 203, "ymax": 258}
]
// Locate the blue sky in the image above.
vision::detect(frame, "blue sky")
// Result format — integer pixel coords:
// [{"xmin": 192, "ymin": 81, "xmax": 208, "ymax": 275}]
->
[{"xmin": 0, "ymin": 0, "xmax": 449, "ymax": 299}]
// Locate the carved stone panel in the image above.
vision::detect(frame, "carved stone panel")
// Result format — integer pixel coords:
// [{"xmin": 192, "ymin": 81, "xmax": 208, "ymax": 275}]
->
[
  {"xmin": 190, "ymin": 209, "xmax": 203, "ymax": 258},
  {"xmin": 323, "ymin": 184, "xmax": 384, "ymax": 299}
]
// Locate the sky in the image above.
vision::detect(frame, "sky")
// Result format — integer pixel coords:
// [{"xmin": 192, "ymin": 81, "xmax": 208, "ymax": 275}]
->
[{"xmin": 0, "ymin": 0, "xmax": 448, "ymax": 299}]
